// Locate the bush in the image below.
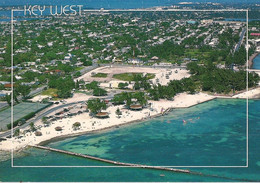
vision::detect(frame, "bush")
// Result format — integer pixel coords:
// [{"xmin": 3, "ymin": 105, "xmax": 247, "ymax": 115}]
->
[
  {"xmin": 93, "ymin": 87, "xmax": 107, "ymax": 96},
  {"xmin": 72, "ymin": 122, "xmax": 81, "ymax": 130},
  {"xmin": 118, "ymin": 82, "xmax": 129, "ymax": 89}
]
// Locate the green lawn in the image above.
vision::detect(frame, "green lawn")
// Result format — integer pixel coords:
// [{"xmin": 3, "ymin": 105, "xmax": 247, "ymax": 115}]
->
[
  {"xmin": 75, "ymin": 67, "xmax": 84, "ymax": 71},
  {"xmin": 92, "ymin": 73, "xmax": 108, "ymax": 78},
  {"xmin": 113, "ymin": 73, "xmax": 155, "ymax": 81},
  {"xmin": 41, "ymin": 88, "xmax": 58, "ymax": 96}
]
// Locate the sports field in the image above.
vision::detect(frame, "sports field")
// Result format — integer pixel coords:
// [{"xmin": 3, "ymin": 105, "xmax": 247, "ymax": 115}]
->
[{"xmin": 0, "ymin": 102, "xmax": 49, "ymax": 131}]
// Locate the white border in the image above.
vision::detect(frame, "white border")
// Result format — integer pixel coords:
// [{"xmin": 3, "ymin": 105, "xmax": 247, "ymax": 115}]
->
[{"xmin": 11, "ymin": 8, "xmax": 249, "ymax": 168}]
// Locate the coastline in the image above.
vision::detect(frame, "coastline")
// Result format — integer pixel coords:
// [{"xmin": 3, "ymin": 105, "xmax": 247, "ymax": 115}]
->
[
  {"xmin": 0, "ymin": 88, "xmax": 259, "ymax": 153},
  {"xmin": 39, "ymin": 95, "xmax": 260, "ymax": 147},
  {"xmin": 249, "ymin": 52, "xmax": 259, "ymax": 69},
  {"xmin": 38, "ymin": 96, "xmax": 217, "ymax": 147},
  {"xmin": 0, "ymin": 92, "xmax": 215, "ymax": 152},
  {"xmin": 38, "ymin": 112, "xmax": 164, "ymax": 146}
]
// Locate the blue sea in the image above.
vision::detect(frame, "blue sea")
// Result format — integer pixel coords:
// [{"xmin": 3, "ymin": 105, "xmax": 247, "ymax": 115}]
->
[
  {"xmin": 1, "ymin": 99, "xmax": 260, "ymax": 182},
  {"xmin": 0, "ymin": 0, "xmax": 259, "ymax": 8},
  {"xmin": 0, "ymin": 0, "xmax": 259, "ymax": 21},
  {"xmin": 253, "ymin": 54, "xmax": 260, "ymax": 70}
]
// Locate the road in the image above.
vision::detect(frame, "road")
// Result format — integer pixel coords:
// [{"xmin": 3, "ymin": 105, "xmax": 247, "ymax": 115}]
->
[
  {"xmin": 29, "ymin": 85, "xmax": 47, "ymax": 97},
  {"xmin": 234, "ymin": 28, "xmax": 246, "ymax": 52},
  {"xmin": 79, "ymin": 64, "xmax": 98, "ymax": 75}
]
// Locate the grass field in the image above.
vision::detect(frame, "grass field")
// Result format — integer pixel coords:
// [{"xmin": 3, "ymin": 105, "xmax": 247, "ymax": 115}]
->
[
  {"xmin": 41, "ymin": 88, "xmax": 58, "ymax": 96},
  {"xmin": 91, "ymin": 73, "xmax": 108, "ymax": 78},
  {"xmin": 75, "ymin": 67, "xmax": 84, "ymax": 71},
  {"xmin": 113, "ymin": 73, "xmax": 155, "ymax": 81},
  {"xmin": 0, "ymin": 102, "xmax": 49, "ymax": 131}
]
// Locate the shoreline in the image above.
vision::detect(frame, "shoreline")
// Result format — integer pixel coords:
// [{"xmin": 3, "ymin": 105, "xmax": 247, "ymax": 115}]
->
[
  {"xmin": 38, "ymin": 112, "xmax": 163, "ymax": 146},
  {"xmin": 31, "ymin": 94, "xmax": 259, "ymax": 147},
  {"xmin": 0, "ymin": 89, "xmax": 259, "ymax": 152},
  {"xmin": 38, "ymin": 96, "xmax": 217, "ymax": 146},
  {"xmin": 35, "ymin": 96, "xmax": 260, "ymax": 146},
  {"xmin": 249, "ymin": 52, "xmax": 259, "ymax": 69},
  {"xmin": 1, "ymin": 96, "xmax": 258, "ymax": 161},
  {"xmin": 0, "ymin": 92, "xmax": 216, "ymax": 152}
]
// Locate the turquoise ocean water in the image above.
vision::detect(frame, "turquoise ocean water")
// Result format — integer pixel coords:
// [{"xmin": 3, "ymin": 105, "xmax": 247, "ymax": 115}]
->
[
  {"xmin": 0, "ymin": 99, "xmax": 260, "ymax": 182},
  {"xmin": 252, "ymin": 54, "xmax": 260, "ymax": 70}
]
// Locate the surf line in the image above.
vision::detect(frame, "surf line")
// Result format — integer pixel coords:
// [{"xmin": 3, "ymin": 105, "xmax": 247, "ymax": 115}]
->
[{"xmin": 30, "ymin": 145, "xmax": 256, "ymax": 182}]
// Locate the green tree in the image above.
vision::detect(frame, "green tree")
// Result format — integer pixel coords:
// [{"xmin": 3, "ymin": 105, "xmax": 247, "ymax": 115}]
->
[
  {"xmin": 41, "ymin": 117, "xmax": 50, "ymax": 126},
  {"xmin": 48, "ymin": 76, "xmax": 75, "ymax": 98},
  {"xmin": 115, "ymin": 108, "xmax": 122, "ymax": 117},
  {"xmin": 112, "ymin": 93, "xmax": 126, "ymax": 105},
  {"xmin": 87, "ymin": 99, "xmax": 107, "ymax": 114},
  {"xmin": 83, "ymin": 60, "xmax": 92, "ymax": 66},
  {"xmin": 16, "ymin": 84, "xmax": 31, "ymax": 98},
  {"xmin": 72, "ymin": 122, "xmax": 81, "ymax": 130},
  {"xmin": 29, "ymin": 122, "xmax": 36, "ymax": 132},
  {"xmin": 86, "ymin": 81, "xmax": 99, "ymax": 90},
  {"xmin": 133, "ymin": 92, "xmax": 148, "ymax": 106},
  {"xmin": 5, "ymin": 94, "xmax": 11, "ymax": 106},
  {"xmin": 118, "ymin": 82, "xmax": 129, "ymax": 89},
  {"xmin": 93, "ymin": 87, "xmax": 107, "ymax": 96},
  {"xmin": 14, "ymin": 129, "xmax": 20, "ymax": 137},
  {"xmin": 3, "ymin": 41, "xmax": 11, "ymax": 66}
]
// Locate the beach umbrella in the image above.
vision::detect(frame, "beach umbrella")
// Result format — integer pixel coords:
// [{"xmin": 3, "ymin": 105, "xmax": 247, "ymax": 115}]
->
[
  {"xmin": 95, "ymin": 112, "xmax": 109, "ymax": 118},
  {"xmin": 35, "ymin": 131, "xmax": 42, "ymax": 136},
  {"xmin": 130, "ymin": 104, "xmax": 143, "ymax": 111},
  {"xmin": 55, "ymin": 126, "xmax": 62, "ymax": 131}
]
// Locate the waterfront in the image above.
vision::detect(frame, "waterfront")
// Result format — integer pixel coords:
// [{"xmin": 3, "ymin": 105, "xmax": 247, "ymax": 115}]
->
[
  {"xmin": 47, "ymin": 99, "xmax": 247, "ymax": 167},
  {"xmin": 0, "ymin": 0, "xmax": 259, "ymax": 181},
  {"xmin": 1, "ymin": 99, "xmax": 260, "ymax": 181},
  {"xmin": 252, "ymin": 54, "xmax": 260, "ymax": 70}
]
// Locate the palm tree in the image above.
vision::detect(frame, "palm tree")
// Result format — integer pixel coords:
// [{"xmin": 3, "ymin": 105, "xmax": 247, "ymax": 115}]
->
[
  {"xmin": 72, "ymin": 122, "xmax": 81, "ymax": 130},
  {"xmin": 14, "ymin": 129, "xmax": 20, "ymax": 137},
  {"xmin": 115, "ymin": 108, "xmax": 122, "ymax": 118},
  {"xmin": 29, "ymin": 122, "xmax": 36, "ymax": 132}
]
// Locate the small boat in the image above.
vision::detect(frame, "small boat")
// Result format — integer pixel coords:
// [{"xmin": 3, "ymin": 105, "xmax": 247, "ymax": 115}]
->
[
  {"xmin": 182, "ymin": 119, "xmax": 187, "ymax": 124},
  {"xmin": 160, "ymin": 174, "xmax": 165, "ymax": 177}
]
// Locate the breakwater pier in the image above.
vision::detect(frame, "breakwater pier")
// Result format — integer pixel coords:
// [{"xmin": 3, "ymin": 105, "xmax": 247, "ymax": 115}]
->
[
  {"xmin": 30, "ymin": 145, "xmax": 256, "ymax": 182},
  {"xmin": 30, "ymin": 145, "xmax": 190, "ymax": 173}
]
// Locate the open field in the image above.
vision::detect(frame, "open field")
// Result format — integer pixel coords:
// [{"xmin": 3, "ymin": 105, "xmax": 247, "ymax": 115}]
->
[
  {"xmin": 41, "ymin": 88, "xmax": 58, "ymax": 96},
  {"xmin": 113, "ymin": 73, "xmax": 155, "ymax": 81},
  {"xmin": 77, "ymin": 66, "xmax": 190, "ymax": 86},
  {"xmin": 0, "ymin": 102, "xmax": 49, "ymax": 131}
]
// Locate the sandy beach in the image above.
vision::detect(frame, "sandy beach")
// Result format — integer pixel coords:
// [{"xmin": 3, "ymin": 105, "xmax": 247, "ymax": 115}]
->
[
  {"xmin": 0, "ymin": 63, "xmax": 258, "ymax": 152},
  {"xmin": 0, "ymin": 92, "xmax": 214, "ymax": 151},
  {"xmin": 232, "ymin": 87, "xmax": 260, "ymax": 99},
  {"xmin": 249, "ymin": 52, "xmax": 259, "ymax": 69}
]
